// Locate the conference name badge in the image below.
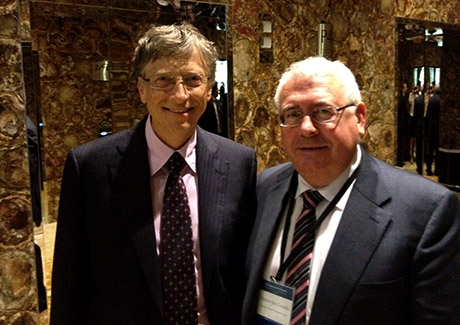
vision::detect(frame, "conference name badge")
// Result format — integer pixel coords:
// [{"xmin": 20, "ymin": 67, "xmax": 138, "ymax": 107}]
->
[{"xmin": 256, "ymin": 279, "xmax": 294, "ymax": 325}]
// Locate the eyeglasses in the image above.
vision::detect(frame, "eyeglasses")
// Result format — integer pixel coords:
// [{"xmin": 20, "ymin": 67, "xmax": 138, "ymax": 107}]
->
[
  {"xmin": 279, "ymin": 103, "xmax": 356, "ymax": 127},
  {"xmin": 141, "ymin": 73, "xmax": 209, "ymax": 91}
]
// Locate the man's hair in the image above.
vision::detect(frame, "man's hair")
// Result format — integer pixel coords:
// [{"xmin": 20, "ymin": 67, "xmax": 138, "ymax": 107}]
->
[
  {"xmin": 132, "ymin": 22, "xmax": 218, "ymax": 83},
  {"xmin": 274, "ymin": 56, "xmax": 362, "ymax": 110}
]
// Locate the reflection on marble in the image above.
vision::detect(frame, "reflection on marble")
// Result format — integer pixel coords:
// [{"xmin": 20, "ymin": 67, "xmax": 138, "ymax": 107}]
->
[
  {"xmin": 398, "ymin": 22, "xmax": 460, "ymax": 183},
  {"xmin": 30, "ymin": 2, "xmax": 112, "ymax": 222}
]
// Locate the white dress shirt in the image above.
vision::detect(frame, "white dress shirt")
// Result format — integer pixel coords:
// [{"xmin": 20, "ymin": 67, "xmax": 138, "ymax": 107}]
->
[{"xmin": 263, "ymin": 145, "xmax": 362, "ymax": 324}]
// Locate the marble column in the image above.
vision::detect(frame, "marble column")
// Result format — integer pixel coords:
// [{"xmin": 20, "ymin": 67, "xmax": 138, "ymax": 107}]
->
[{"xmin": 0, "ymin": 0, "xmax": 39, "ymax": 323}]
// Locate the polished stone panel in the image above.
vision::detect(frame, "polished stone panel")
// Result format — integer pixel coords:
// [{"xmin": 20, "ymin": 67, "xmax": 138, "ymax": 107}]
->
[
  {"xmin": 30, "ymin": 2, "xmax": 112, "ymax": 220},
  {"xmin": 0, "ymin": 0, "xmax": 39, "ymax": 323},
  {"xmin": 19, "ymin": 0, "xmax": 460, "ymax": 223},
  {"xmin": 232, "ymin": 0, "xmax": 460, "ymax": 171},
  {"xmin": 27, "ymin": 0, "xmax": 230, "ymax": 221}
]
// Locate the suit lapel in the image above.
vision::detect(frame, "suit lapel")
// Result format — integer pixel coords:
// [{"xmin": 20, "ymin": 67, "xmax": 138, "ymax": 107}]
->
[
  {"xmin": 195, "ymin": 129, "xmax": 228, "ymax": 295},
  {"xmin": 109, "ymin": 117, "xmax": 164, "ymax": 320},
  {"xmin": 245, "ymin": 165, "xmax": 296, "ymax": 319},
  {"xmin": 251, "ymin": 167, "xmax": 296, "ymax": 278},
  {"xmin": 310, "ymin": 150, "xmax": 392, "ymax": 324}
]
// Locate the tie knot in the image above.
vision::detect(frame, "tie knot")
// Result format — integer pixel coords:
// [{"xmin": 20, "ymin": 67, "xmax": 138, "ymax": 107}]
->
[
  {"xmin": 303, "ymin": 190, "xmax": 323, "ymax": 208},
  {"xmin": 165, "ymin": 152, "xmax": 186, "ymax": 174}
]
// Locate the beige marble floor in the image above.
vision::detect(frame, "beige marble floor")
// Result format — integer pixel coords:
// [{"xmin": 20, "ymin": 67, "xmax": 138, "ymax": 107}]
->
[
  {"xmin": 397, "ymin": 160, "xmax": 460, "ymax": 199},
  {"xmin": 34, "ymin": 222, "xmax": 56, "ymax": 325},
  {"xmin": 395, "ymin": 160, "xmax": 439, "ymax": 182}
]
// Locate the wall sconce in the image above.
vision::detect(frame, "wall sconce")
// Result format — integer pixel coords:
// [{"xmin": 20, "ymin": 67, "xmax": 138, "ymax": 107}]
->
[
  {"xmin": 92, "ymin": 60, "xmax": 110, "ymax": 81},
  {"xmin": 156, "ymin": 0, "xmax": 181, "ymax": 7},
  {"xmin": 317, "ymin": 22, "xmax": 333, "ymax": 59},
  {"xmin": 259, "ymin": 14, "xmax": 273, "ymax": 64}
]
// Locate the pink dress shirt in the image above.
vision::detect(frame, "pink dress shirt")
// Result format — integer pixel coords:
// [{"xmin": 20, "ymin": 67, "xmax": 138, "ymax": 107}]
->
[{"xmin": 145, "ymin": 116, "xmax": 210, "ymax": 324}]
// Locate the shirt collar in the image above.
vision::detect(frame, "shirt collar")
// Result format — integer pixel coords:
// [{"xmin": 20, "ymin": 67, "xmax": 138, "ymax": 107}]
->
[
  {"xmin": 296, "ymin": 145, "xmax": 362, "ymax": 210},
  {"xmin": 145, "ymin": 115, "xmax": 197, "ymax": 176}
]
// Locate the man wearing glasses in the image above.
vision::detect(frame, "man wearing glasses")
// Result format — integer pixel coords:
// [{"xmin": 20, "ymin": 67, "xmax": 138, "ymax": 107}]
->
[
  {"xmin": 243, "ymin": 56, "xmax": 460, "ymax": 325},
  {"xmin": 51, "ymin": 23, "xmax": 257, "ymax": 324}
]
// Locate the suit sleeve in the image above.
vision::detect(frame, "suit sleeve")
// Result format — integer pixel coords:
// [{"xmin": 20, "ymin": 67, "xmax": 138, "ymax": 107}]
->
[
  {"xmin": 50, "ymin": 149, "xmax": 90, "ymax": 325},
  {"xmin": 411, "ymin": 190, "xmax": 460, "ymax": 324}
]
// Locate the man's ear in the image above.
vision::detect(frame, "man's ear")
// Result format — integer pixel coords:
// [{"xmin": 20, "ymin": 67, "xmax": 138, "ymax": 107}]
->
[
  {"xmin": 355, "ymin": 102, "xmax": 367, "ymax": 136},
  {"xmin": 138, "ymin": 77, "xmax": 148, "ymax": 104},
  {"xmin": 206, "ymin": 85, "xmax": 212, "ymax": 102}
]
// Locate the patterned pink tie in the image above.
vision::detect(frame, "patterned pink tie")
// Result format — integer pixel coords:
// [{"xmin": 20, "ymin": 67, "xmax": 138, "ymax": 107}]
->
[
  {"xmin": 161, "ymin": 152, "xmax": 198, "ymax": 324},
  {"xmin": 285, "ymin": 190, "xmax": 323, "ymax": 325}
]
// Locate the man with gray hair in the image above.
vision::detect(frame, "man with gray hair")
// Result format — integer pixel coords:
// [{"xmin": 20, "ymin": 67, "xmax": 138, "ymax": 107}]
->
[
  {"xmin": 243, "ymin": 56, "xmax": 460, "ymax": 324},
  {"xmin": 51, "ymin": 23, "xmax": 257, "ymax": 324}
]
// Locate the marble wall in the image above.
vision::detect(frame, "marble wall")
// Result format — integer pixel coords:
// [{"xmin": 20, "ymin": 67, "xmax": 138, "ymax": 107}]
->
[
  {"xmin": 1, "ymin": 0, "xmax": 460, "ymax": 321},
  {"xmin": 20, "ymin": 0, "xmax": 460, "ymax": 222},
  {"xmin": 232, "ymin": 0, "xmax": 460, "ymax": 171},
  {"xmin": 27, "ymin": 0, "xmax": 228, "ymax": 221},
  {"xmin": 0, "ymin": 0, "xmax": 39, "ymax": 324},
  {"xmin": 233, "ymin": 0, "xmax": 396, "ymax": 171}
]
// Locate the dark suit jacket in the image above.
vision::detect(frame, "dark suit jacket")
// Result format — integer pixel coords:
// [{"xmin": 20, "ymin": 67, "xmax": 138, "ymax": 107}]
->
[
  {"xmin": 25, "ymin": 114, "xmax": 42, "ymax": 227},
  {"xmin": 50, "ymin": 116, "xmax": 257, "ymax": 324},
  {"xmin": 243, "ymin": 148, "xmax": 460, "ymax": 324},
  {"xmin": 425, "ymin": 93, "xmax": 440, "ymax": 138},
  {"xmin": 199, "ymin": 98, "xmax": 221, "ymax": 135},
  {"xmin": 413, "ymin": 94, "xmax": 425, "ymax": 137}
]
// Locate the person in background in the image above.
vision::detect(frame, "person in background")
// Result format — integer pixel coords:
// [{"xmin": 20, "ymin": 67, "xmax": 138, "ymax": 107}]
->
[
  {"xmin": 243, "ymin": 56, "xmax": 460, "ymax": 325},
  {"xmin": 408, "ymin": 83, "xmax": 419, "ymax": 163},
  {"xmin": 219, "ymin": 82, "xmax": 228, "ymax": 138},
  {"xmin": 198, "ymin": 82, "xmax": 222, "ymax": 136},
  {"xmin": 396, "ymin": 81, "xmax": 409, "ymax": 167},
  {"xmin": 425, "ymin": 84, "xmax": 441, "ymax": 176},
  {"xmin": 51, "ymin": 22, "xmax": 257, "ymax": 325},
  {"xmin": 25, "ymin": 114, "xmax": 47, "ymax": 313},
  {"xmin": 413, "ymin": 86, "xmax": 425, "ymax": 175},
  {"xmin": 423, "ymin": 82, "xmax": 431, "ymax": 117}
]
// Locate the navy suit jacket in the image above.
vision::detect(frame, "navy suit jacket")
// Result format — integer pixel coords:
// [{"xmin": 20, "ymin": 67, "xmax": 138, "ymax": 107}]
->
[
  {"xmin": 243, "ymin": 148, "xmax": 460, "ymax": 324},
  {"xmin": 50, "ymin": 116, "xmax": 257, "ymax": 324}
]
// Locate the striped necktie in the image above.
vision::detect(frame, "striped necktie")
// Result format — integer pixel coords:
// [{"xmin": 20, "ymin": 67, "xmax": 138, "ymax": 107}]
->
[{"xmin": 285, "ymin": 189, "xmax": 323, "ymax": 325}]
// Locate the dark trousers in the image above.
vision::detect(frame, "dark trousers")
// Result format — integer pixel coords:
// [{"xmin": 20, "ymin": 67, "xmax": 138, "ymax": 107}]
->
[
  {"xmin": 416, "ymin": 136, "xmax": 424, "ymax": 175},
  {"xmin": 425, "ymin": 135, "xmax": 438, "ymax": 175},
  {"xmin": 35, "ymin": 243, "xmax": 47, "ymax": 312}
]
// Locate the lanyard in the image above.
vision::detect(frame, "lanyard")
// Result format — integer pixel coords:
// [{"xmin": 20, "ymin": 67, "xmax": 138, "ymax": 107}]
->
[{"xmin": 273, "ymin": 164, "xmax": 361, "ymax": 282}]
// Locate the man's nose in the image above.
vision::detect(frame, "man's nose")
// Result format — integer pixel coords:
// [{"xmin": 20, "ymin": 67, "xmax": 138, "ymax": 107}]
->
[
  {"xmin": 170, "ymin": 81, "xmax": 189, "ymax": 100},
  {"xmin": 298, "ymin": 115, "xmax": 319, "ymax": 135}
]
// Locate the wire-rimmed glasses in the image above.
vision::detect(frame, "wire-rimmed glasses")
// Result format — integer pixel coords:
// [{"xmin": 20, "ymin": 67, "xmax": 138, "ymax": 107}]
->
[
  {"xmin": 279, "ymin": 103, "xmax": 356, "ymax": 127},
  {"xmin": 141, "ymin": 73, "xmax": 209, "ymax": 91}
]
